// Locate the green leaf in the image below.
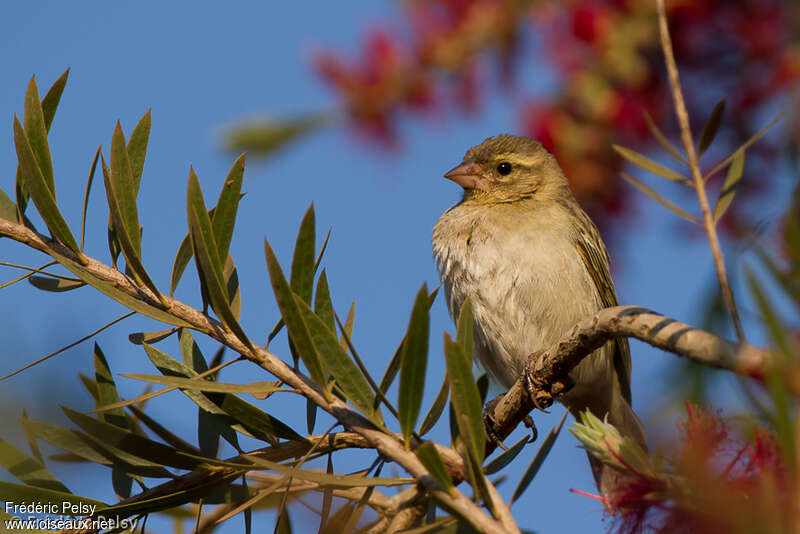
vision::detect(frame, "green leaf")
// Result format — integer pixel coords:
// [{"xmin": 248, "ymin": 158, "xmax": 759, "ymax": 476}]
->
[
  {"xmin": 485, "ymin": 435, "xmax": 529, "ymax": 475},
  {"xmin": 61, "ymin": 406, "xmax": 205, "ymax": 471},
  {"xmin": 224, "ymin": 255, "xmax": 242, "ymax": 320},
  {"xmin": 0, "ymin": 480, "xmax": 104, "ymax": 509},
  {"xmin": 212, "ymin": 154, "xmax": 246, "ymax": 264},
  {"xmin": 28, "ymin": 275, "xmax": 85, "ymax": 292},
  {"xmin": 314, "ymin": 270, "xmax": 336, "ymax": 332},
  {"xmin": 613, "ymin": 144, "xmax": 688, "ymax": 184},
  {"xmin": 80, "ymin": 145, "xmax": 101, "ymax": 250},
  {"xmin": 510, "ymin": 410, "xmax": 567, "ymax": 505},
  {"xmin": 642, "ymin": 111, "xmax": 686, "ymax": 164},
  {"xmin": 13, "ymin": 115, "xmax": 82, "ymax": 258},
  {"xmin": 245, "ymin": 456, "xmax": 412, "ymax": 488},
  {"xmin": 713, "ymin": 149, "xmax": 744, "ymax": 222},
  {"xmin": 697, "ymin": 99, "xmax": 725, "ymax": 156},
  {"xmin": 108, "ymin": 122, "xmax": 141, "ymax": 256},
  {"xmin": 187, "ymin": 170, "xmax": 253, "ymax": 350},
  {"xmin": 121, "ymin": 374, "xmax": 282, "ymax": 395},
  {"xmin": 128, "ymin": 328, "xmax": 178, "ymax": 345},
  {"xmin": 94, "ymin": 343, "xmax": 128, "ymax": 430},
  {"xmin": 142, "ymin": 343, "xmax": 302, "ymax": 443},
  {"xmin": 127, "ymin": 109, "xmax": 151, "ymax": 192},
  {"xmin": 621, "ymin": 172, "xmax": 698, "ymax": 223},
  {"xmin": 378, "ymin": 286, "xmax": 439, "ymax": 403},
  {"xmin": 0, "ymin": 438, "xmax": 70, "ymax": 492},
  {"xmin": 0, "ymin": 187, "xmax": 17, "ymax": 223},
  {"xmin": 224, "ymin": 113, "xmax": 325, "ymax": 156},
  {"xmin": 338, "ymin": 300, "xmax": 355, "ymax": 352},
  {"xmin": 415, "ymin": 442, "xmax": 454, "ymax": 493},
  {"xmin": 264, "ymin": 239, "xmax": 327, "ymax": 387},
  {"xmin": 419, "ymin": 372, "xmax": 449, "ymax": 436},
  {"xmin": 443, "ymin": 333, "xmax": 485, "ymax": 465},
  {"xmin": 295, "ymin": 294, "xmax": 376, "ymax": 419},
  {"xmin": 705, "ymin": 108, "xmax": 786, "ymax": 180},
  {"xmin": 41, "ymin": 68, "xmax": 69, "ymax": 132},
  {"xmin": 291, "ymin": 204, "xmax": 316, "ymax": 304},
  {"xmin": 23, "ymin": 76, "xmax": 55, "ymax": 197},
  {"xmin": 456, "ymin": 297, "xmax": 473, "ymax": 359},
  {"xmin": 170, "ymin": 232, "xmax": 193, "ymax": 295},
  {"xmin": 399, "ymin": 284, "xmax": 430, "ymax": 446},
  {"xmin": 101, "ymin": 151, "xmax": 163, "ymax": 302}
]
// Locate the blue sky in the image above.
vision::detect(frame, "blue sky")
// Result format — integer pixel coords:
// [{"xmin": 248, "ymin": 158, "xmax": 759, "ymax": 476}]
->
[{"xmin": 0, "ymin": 2, "xmax": 781, "ymax": 533}]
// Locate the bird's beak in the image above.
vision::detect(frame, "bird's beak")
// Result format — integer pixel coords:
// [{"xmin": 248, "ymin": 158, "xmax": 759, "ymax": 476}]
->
[{"xmin": 443, "ymin": 161, "xmax": 488, "ymax": 191}]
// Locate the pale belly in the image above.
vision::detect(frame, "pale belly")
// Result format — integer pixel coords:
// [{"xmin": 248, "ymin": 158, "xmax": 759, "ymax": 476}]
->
[{"xmin": 432, "ymin": 204, "xmax": 613, "ymax": 402}]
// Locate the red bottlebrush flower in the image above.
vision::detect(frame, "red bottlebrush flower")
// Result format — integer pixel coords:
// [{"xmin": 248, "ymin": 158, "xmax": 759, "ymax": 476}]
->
[{"xmin": 570, "ymin": 3, "xmax": 609, "ymax": 43}]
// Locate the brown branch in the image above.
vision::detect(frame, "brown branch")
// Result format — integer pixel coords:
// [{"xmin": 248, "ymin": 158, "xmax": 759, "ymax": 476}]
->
[
  {"xmin": 0, "ymin": 219, "xmax": 511, "ymax": 534},
  {"xmin": 655, "ymin": 0, "xmax": 746, "ymax": 342},
  {"xmin": 485, "ymin": 305, "xmax": 770, "ymax": 448},
  {"xmin": 1, "ymin": 216, "xmax": 771, "ymax": 532}
]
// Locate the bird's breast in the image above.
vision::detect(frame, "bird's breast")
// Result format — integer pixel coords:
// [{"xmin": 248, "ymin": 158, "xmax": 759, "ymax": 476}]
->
[{"xmin": 432, "ymin": 202, "xmax": 603, "ymax": 388}]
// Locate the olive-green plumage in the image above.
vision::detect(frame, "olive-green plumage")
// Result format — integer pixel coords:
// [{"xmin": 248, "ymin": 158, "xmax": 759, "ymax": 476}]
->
[{"xmin": 432, "ymin": 134, "xmax": 646, "ymax": 501}]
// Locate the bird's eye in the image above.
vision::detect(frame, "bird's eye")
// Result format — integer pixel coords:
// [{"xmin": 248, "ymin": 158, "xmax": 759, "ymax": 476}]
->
[{"xmin": 496, "ymin": 162, "xmax": 512, "ymax": 176}]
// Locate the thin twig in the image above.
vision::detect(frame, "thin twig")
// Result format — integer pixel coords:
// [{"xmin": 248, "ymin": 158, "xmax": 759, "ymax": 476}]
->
[{"xmin": 655, "ymin": 0, "xmax": 745, "ymax": 342}]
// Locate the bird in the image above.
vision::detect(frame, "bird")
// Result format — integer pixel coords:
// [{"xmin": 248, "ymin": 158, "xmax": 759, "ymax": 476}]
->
[{"xmin": 432, "ymin": 134, "xmax": 646, "ymax": 502}]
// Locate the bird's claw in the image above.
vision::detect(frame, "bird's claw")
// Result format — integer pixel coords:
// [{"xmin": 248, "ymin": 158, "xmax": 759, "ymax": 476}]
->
[
  {"xmin": 482, "ymin": 395, "xmax": 507, "ymax": 451},
  {"xmin": 523, "ymin": 415, "xmax": 538, "ymax": 443}
]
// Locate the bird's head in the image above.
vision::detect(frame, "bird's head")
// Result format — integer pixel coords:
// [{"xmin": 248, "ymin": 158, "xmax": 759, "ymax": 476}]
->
[{"xmin": 444, "ymin": 134, "xmax": 570, "ymax": 204}]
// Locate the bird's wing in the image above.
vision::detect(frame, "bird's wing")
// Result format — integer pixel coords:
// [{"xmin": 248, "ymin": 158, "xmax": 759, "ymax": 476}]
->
[{"xmin": 572, "ymin": 208, "xmax": 633, "ymax": 405}]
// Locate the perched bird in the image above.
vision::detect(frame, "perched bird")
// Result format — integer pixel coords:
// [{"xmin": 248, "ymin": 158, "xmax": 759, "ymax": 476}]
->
[{"xmin": 432, "ymin": 134, "xmax": 646, "ymax": 500}]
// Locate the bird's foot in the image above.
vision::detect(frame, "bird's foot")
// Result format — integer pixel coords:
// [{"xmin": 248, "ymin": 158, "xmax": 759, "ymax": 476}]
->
[
  {"xmin": 523, "ymin": 350, "xmax": 554, "ymax": 413},
  {"xmin": 482, "ymin": 395, "xmax": 506, "ymax": 450}
]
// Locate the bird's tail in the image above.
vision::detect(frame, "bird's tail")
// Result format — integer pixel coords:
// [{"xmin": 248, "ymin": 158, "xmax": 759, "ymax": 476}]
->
[{"xmin": 570, "ymin": 391, "xmax": 647, "ymax": 511}]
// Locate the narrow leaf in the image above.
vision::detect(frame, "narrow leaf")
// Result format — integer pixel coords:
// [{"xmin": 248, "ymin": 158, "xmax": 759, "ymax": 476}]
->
[
  {"xmin": 13, "ymin": 116, "xmax": 82, "ymax": 258},
  {"xmin": 415, "ymin": 442, "xmax": 454, "ymax": 493},
  {"xmin": 212, "ymin": 153, "xmax": 246, "ymax": 264},
  {"xmin": 122, "ymin": 374, "xmax": 283, "ymax": 395},
  {"xmin": 706, "ymin": 108, "xmax": 786, "ymax": 180},
  {"xmin": 94, "ymin": 343, "xmax": 128, "ymax": 430},
  {"xmin": 127, "ymin": 109, "xmax": 151, "ymax": 192},
  {"xmin": 613, "ymin": 144, "xmax": 688, "ymax": 183},
  {"xmin": 23, "ymin": 76, "xmax": 55, "ymax": 196},
  {"xmin": 188, "ymin": 171, "xmax": 252, "ymax": 350},
  {"xmin": 510, "ymin": 410, "xmax": 567, "ymax": 505},
  {"xmin": 419, "ymin": 372, "xmax": 449, "ymax": 436},
  {"xmin": 101, "ymin": 152, "xmax": 163, "ymax": 302},
  {"xmin": 456, "ymin": 297, "xmax": 473, "ymax": 359},
  {"xmin": 0, "ymin": 188, "xmax": 17, "ymax": 223},
  {"xmin": 62, "ymin": 406, "xmax": 206, "ymax": 470},
  {"xmin": 642, "ymin": 111, "xmax": 686, "ymax": 164},
  {"xmin": 713, "ymin": 149, "xmax": 745, "ymax": 222},
  {"xmin": 291, "ymin": 204, "xmax": 316, "ymax": 304},
  {"xmin": 0, "ymin": 438, "xmax": 71, "ymax": 492},
  {"xmin": 485, "ymin": 435, "xmax": 529, "ymax": 475},
  {"xmin": 109, "ymin": 123, "xmax": 141, "ymax": 256},
  {"xmin": 621, "ymin": 172, "xmax": 698, "ymax": 223},
  {"xmin": 443, "ymin": 333, "xmax": 485, "ymax": 464},
  {"xmin": 170, "ymin": 233, "xmax": 193, "ymax": 295},
  {"xmin": 128, "ymin": 328, "xmax": 178, "ymax": 345},
  {"xmin": 28, "ymin": 275, "xmax": 85, "ymax": 292},
  {"xmin": 264, "ymin": 239, "xmax": 326, "ymax": 386},
  {"xmin": 296, "ymin": 294, "xmax": 376, "ymax": 419},
  {"xmin": 41, "ymin": 68, "xmax": 69, "ymax": 132},
  {"xmin": 313, "ymin": 270, "xmax": 335, "ymax": 331},
  {"xmin": 80, "ymin": 145, "xmax": 101, "ymax": 250},
  {"xmin": 399, "ymin": 284, "xmax": 430, "ymax": 446},
  {"xmin": 697, "ymin": 99, "xmax": 725, "ymax": 156}
]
